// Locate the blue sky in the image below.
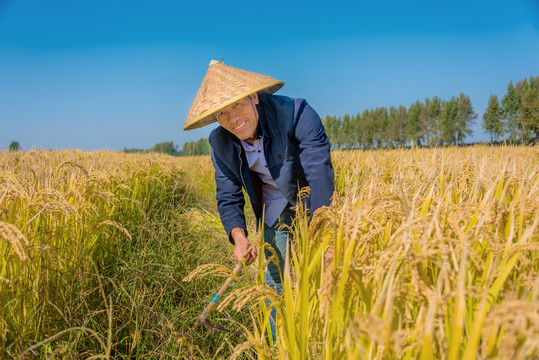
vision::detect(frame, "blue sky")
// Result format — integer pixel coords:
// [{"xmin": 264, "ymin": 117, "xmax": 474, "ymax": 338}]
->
[{"xmin": 1, "ymin": 0, "xmax": 538, "ymax": 151}]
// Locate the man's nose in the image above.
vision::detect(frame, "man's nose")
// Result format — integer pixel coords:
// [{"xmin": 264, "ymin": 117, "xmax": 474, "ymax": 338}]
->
[{"xmin": 230, "ymin": 110, "xmax": 241, "ymax": 123}]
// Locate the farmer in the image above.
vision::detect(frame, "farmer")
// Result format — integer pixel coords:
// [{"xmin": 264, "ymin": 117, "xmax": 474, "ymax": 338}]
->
[{"xmin": 183, "ymin": 60, "xmax": 334, "ymax": 337}]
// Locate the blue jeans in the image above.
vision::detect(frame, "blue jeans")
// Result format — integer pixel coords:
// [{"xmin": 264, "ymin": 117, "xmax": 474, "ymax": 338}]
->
[{"xmin": 263, "ymin": 205, "xmax": 295, "ymax": 342}]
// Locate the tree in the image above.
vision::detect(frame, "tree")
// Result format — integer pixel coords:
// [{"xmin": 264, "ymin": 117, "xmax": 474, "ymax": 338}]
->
[
  {"xmin": 182, "ymin": 138, "xmax": 210, "ymax": 156},
  {"xmin": 407, "ymin": 100, "xmax": 424, "ymax": 146},
  {"xmin": 372, "ymin": 107, "xmax": 389, "ymax": 148},
  {"xmin": 123, "ymin": 147, "xmax": 145, "ymax": 153},
  {"xmin": 350, "ymin": 113, "xmax": 362, "ymax": 149},
  {"xmin": 322, "ymin": 115, "xmax": 342, "ymax": 149},
  {"xmin": 183, "ymin": 142, "xmax": 195, "ymax": 156},
  {"xmin": 9, "ymin": 141, "xmax": 20, "ymax": 151},
  {"xmin": 440, "ymin": 98, "xmax": 459, "ymax": 145},
  {"xmin": 483, "ymin": 94, "xmax": 503, "ymax": 142},
  {"xmin": 195, "ymin": 138, "xmax": 211, "ymax": 155},
  {"xmin": 421, "ymin": 97, "xmax": 442, "ymax": 146},
  {"xmin": 515, "ymin": 76, "xmax": 539, "ymax": 141},
  {"xmin": 388, "ymin": 105, "xmax": 408, "ymax": 148},
  {"xmin": 388, "ymin": 106, "xmax": 398, "ymax": 149},
  {"xmin": 151, "ymin": 141, "xmax": 180, "ymax": 155},
  {"xmin": 340, "ymin": 114, "xmax": 353, "ymax": 149},
  {"xmin": 502, "ymin": 80, "xmax": 519, "ymax": 143},
  {"xmin": 357, "ymin": 109, "xmax": 375, "ymax": 149},
  {"xmin": 455, "ymin": 93, "xmax": 476, "ymax": 146},
  {"xmin": 524, "ymin": 76, "xmax": 539, "ymax": 140}
]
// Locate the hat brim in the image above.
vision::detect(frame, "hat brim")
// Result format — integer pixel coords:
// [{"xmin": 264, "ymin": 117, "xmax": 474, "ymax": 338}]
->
[{"xmin": 183, "ymin": 80, "xmax": 284, "ymax": 130}]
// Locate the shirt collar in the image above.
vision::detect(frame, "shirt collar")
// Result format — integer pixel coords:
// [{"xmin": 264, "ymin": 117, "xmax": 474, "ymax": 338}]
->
[{"xmin": 240, "ymin": 135, "xmax": 263, "ymax": 151}]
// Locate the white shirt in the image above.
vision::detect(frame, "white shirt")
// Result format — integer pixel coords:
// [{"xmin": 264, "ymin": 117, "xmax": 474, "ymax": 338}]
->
[{"xmin": 241, "ymin": 136, "xmax": 288, "ymax": 227}]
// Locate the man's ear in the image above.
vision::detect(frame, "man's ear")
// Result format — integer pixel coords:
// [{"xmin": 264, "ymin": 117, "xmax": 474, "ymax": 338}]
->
[{"xmin": 250, "ymin": 92, "xmax": 259, "ymax": 105}]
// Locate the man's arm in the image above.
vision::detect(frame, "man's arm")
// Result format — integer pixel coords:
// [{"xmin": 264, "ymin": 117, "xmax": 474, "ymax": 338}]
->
[
  {"xmin": 211, "ymin": 150, "xmax": 258, "ymax": 264},
  {"xmin": 294, "ymin": 100, "xmax": 335, "ymax": 213},
  {"xmin": 211, "ymin": 149, "xmax": 248, "ymax": 242}
]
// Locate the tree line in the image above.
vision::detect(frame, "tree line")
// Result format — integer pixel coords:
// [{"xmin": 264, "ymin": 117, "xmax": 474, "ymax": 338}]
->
[
  {"xmin": 322, "ymin": 93, "xmax": 477, "ymax": 149},
  {"xmin": 122, "ymin": 138, "xmax": 210, "ymax": 156},
  {"xmin": 483, "ymin": 76, "xmax": 539, "ymax": 144},
  {"xmin": 322, "ymin": 75, "xmax": 538, "ymax": 149},
  {"xmin": 181, "ymin": 138, "xmax": 210, "ymax": 156}
]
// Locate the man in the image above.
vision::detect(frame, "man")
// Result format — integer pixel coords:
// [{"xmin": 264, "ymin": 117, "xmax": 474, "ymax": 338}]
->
[{"xmin": 183, "ymin": 60, "xmax": 334, "ymax": 334}]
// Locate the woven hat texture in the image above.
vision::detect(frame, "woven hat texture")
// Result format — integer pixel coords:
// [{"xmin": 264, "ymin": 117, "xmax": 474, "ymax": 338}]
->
[{"xmin": 184, "ymin": 60, "xmax": 284, "ymax": 130}]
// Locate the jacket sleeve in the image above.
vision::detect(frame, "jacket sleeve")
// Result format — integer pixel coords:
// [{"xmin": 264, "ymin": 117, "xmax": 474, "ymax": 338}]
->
[
  {"xmin": 294, "ymin": 99, "xmax": 335, "ymax": 214},
  {"xmin": 211, "ymin": 149, "xmax": 248, "ymax": 244}
]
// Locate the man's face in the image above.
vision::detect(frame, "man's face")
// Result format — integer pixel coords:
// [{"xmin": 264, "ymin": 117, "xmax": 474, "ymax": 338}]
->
[{"xmin": 215, "ymin": 93, "xmax": 259, "ymax": 140}]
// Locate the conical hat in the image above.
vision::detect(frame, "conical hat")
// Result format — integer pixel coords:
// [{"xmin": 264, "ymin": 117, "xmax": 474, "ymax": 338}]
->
[{"xmin": 183, "ymin": 60, "xmax": 284, "ymax": 130}]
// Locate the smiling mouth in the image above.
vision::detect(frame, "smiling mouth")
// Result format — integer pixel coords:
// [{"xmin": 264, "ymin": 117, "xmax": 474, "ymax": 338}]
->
[{"xmin": 233, "ymin": 121, "xmax": 247, "ymax": 131}]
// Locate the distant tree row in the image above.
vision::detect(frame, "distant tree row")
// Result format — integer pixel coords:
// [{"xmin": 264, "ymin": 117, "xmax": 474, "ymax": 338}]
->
[
  {"xmin": 322, "ymin": 93, "xmax": 477, "ymax": 149},
  {"xmin": 122, "ymin": 138, "xmax": 210, "ymax": 156},
  {"xmin": 182, "ymin": 138, "xmax": 210, "ymax": 156},
  {"xmin": 483, "ymin": 76, "xmax": 539, "ymax": 144},
  {"xmin": 123, "ymin": 141, "xmax": 181, "ymax": 156}
]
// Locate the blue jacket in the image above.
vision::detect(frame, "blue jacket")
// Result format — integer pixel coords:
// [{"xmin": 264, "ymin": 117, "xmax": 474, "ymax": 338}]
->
[{"xmin": 209, "ymin": 93, "xmax": 334, "ymax": 243}]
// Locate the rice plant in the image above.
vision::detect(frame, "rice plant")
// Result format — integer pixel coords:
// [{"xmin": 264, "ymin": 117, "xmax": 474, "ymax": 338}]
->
[
  {"xmin": 0, "ymin": 150, "xmax": 246, "ymax": 358},
  {"xmin": 223, "ymin": 145, "xmax": 539, "ymax": 359},
  {"xmin": 3, "ymin": 145, "xmax": 539, "ymax": 359}
]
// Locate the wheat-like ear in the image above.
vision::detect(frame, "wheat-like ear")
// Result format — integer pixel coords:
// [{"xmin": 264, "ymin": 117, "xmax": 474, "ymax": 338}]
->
[
  {"xmin": 182, "ymin": 263, "xmax": 238, "ymax": 282},
  {"xmin": 99, "ymin": 220, "xmax": 132, "ymax": 240},
  {"xmin": 218, "ymin": 285, "xmax": 282, "ymax": 312},
  {"xmin": 230, "ymin": 338, "xmax": 269, "ymax": 360},
  {"xmin": 0, "ymin": 221, "xmax": 29, "ymax": 261}
]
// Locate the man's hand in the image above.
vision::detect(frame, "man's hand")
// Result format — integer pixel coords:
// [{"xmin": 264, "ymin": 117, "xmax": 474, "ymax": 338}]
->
[{"xmin": 231, "ymin": 227, "xmax": 258, "ymax": 265}]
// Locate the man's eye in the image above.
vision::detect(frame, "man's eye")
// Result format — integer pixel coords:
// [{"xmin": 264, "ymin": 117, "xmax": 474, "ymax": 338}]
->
[{"xmin": 233, "ymin": 102, "xmax": 240, "ymax": 108}]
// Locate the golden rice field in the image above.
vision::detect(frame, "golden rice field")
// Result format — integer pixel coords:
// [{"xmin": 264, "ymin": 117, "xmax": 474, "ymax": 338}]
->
[{"xmin": 2, "ymin": 146, "xmax": 539, "ymax": 359}]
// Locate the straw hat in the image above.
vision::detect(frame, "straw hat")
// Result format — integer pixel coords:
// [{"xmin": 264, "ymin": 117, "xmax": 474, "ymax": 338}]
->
[{"xmin": 183, "ymin": 60, "xmax": 284, "ymax": 130}]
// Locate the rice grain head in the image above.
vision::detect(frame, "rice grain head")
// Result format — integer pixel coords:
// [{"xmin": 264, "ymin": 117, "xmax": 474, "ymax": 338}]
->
[{"xmin": 0, "ymin": 221, "xmax": 30, "ymax": 261}]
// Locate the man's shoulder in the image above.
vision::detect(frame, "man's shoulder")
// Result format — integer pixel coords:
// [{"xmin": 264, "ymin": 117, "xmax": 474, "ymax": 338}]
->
[
  {"xmin": 208, "ymin": 126, "xmax": 226, "ymax": 154},
  {"xmin": 209, "ymin": 126, "xmax": 221, "ymax": 143},
  {"xmin": 260, "ymin": 93, "xmax": 300, "ymax": 108},
  {"xmin": 209, "ymin": 126, "xmax": 230, "ymax": 145},
  {"xmin": 209, "ymin": 126, "xmax": 239, "ymax": 157},
  {"xmin": 261, "ymin": 94, "xmax": 310, "ymax": 118}
]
